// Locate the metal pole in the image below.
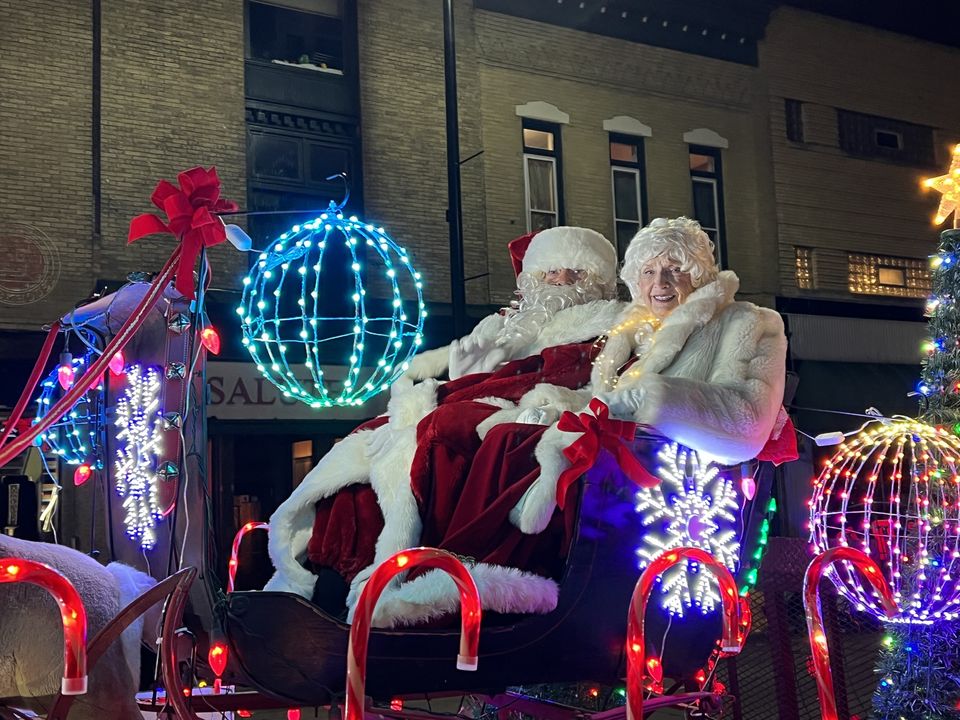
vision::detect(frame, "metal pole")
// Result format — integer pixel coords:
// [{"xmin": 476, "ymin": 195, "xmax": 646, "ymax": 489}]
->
[{"xmin": 443, "ymin": 0, "xmax": 467, "ymax": 337}]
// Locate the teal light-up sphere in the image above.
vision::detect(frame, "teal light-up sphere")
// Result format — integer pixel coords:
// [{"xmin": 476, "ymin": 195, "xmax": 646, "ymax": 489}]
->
[{"xmin": 237, "ymin": 203, "xmax": 426, "ymax": 408}]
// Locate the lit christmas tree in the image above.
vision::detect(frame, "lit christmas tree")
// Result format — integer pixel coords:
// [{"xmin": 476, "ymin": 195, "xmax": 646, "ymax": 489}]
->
[{"xmin": 873, "ymin": 145, "xmax": 960, "ymax": 720}]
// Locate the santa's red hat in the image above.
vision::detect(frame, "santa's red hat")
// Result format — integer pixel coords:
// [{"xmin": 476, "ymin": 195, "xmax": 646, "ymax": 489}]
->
[{"xmin": 508, "ymin": 226, "xmax": 617, "ymax": 287}]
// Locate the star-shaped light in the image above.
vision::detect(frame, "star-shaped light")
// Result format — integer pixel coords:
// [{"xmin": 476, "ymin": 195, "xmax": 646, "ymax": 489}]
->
[{"xmin": 923, "ymin": 144, "xmax": 960, "ymax": 227}]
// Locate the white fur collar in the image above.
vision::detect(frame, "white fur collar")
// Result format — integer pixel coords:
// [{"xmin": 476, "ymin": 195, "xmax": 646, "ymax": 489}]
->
[
  {"xmin": 592, "ymin": 271, "xmax": 739, "ymax": 388},
  {"xmin": 516, "ymin": 299, "xmax": 626, "ymax": 357}
]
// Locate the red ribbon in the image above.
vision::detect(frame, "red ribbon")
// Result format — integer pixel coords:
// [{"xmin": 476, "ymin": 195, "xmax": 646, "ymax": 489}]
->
[
  {"xmin": 555, "ymin": 398, "xmax": 660, "ymax": 509},
  {"xmin": 127, "ymin": 166, "xmax": 238, "ymax": 299}
]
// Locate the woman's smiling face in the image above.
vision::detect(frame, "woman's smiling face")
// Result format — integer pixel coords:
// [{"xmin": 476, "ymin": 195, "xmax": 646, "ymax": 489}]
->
[{"xmin": 638, "ymin": 254, "xmax": 695, "ymax": 319}]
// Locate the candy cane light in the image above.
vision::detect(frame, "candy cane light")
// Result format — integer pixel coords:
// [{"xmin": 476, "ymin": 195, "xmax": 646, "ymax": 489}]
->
[
  {"xmin": 0, "ymin": 559, "xmax": 88, "ymax": 695},
  {"xmin": 803, "ymin": 547, "xmax": 896, "ymax": 720},
  {"xmin": 808, "ymin": 419, "xmax": 960, "ymax": 623},
  {"xmin": 227, "ymin": 521, "xmax": 269, "ymax": 593},
  {"xmin": 346, "ymin": 548, "xmax": 481, "ymax": 720},
  {"xmin": 626, "ymin": 547, "xmax": 742, "ymax": 720}
]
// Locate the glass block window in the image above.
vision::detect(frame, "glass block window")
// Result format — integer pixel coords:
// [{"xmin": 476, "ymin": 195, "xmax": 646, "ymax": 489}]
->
[
  {"xmin": 795, "ymin": 247, "xmax": 813, "ymax": 289},
  {"xmin": 848, "ymin": 254, "xmax": 931, "ymax": 299}
]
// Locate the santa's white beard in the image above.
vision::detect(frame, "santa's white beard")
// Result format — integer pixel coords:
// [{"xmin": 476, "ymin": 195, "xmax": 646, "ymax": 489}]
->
[{"xmin": 496, "ymin": 274, "xmax": 605, "ymax": 348}]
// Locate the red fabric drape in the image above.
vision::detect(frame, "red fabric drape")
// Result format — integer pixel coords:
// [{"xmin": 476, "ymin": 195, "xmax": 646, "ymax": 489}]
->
[{"xmin": 306, "ymin": 341, "xmax": 599, "ymax": 582}]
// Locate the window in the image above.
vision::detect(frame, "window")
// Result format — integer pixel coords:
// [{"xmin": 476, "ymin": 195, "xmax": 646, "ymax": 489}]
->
[
  {"xmin": 795, "ymin": 247, "xmax": 813, "ymax": 290},
  {"xmin": 837, "ymin": 109, "xmax": 936, "ymax": 167},
  {"xmin": 248, "ymin": 0, "xmax": 345, "ymax": 74},
  {"xmin": 522, "ymin": 120, "xmax": 563, "ymax": 232},
  {"xmin": 609, "ymin": 134, "xmax": 648, "ymax": 259},
  {"xmin": 689, "ymin": 145, "xmax": 725, "ymax": 267},
  {"xmin": 848, "ymin": 254, "xmax": 931, "ymax": 299}
]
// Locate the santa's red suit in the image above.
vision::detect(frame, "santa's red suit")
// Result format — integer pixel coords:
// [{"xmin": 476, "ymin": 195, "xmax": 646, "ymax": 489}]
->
[{"xmin": 266, "ymin": 227, "xmax": 625, "ymax": 624}]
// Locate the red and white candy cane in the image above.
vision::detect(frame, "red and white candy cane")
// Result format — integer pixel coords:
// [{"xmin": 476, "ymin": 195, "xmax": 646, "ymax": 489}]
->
[
  {"xmin": 227, "ymin": 521, "xmax": 269, "ymax": 593},
  {"xmin": 803, "ymin": 547, "xmax": 896, "ymax": 720},
  {"xmin": 0, "ymin": 559, "xmax": 88, "ymax": 695},
  {"xmin": 346, "ymin": 548, "xmax": 482, "ymax": 720},
  {"xmin": 626, "ymin": 548, "xmax": 743, "ymax": 720}
]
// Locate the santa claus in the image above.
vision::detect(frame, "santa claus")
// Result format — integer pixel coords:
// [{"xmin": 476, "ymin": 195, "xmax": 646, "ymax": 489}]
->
[{"xmin": 265, "ymin": 226, "xmax": 625, "ymax": 621}]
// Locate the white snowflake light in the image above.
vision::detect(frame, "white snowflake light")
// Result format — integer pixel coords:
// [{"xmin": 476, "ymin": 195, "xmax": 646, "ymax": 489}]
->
[
  {"xmin": 635, "ymin": 443, "xmax": 741, "ymax": 616},
  {"xmin": 114, "ymin": 365, "xmax": 164, "ymax": 549}
]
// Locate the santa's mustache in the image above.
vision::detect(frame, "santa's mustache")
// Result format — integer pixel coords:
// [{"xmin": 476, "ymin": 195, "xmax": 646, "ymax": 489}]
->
[{"xmin": 496, "ymin": 275, "xmax": 605, "ymax": 348}]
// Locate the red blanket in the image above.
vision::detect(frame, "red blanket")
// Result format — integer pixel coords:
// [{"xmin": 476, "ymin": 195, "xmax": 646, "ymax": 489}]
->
[{"xmin": 306, "ymin": 342, "xmax": 598, "ymax": 581}]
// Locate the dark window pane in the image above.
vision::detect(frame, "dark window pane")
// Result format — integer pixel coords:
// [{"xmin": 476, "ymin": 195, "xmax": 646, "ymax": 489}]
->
[
  {"xmin": 610, "ymin": 141, "xmax": 638, "ymax": 163},
  {"xmin": 689, "ymin": 153, "xmax": 715, "ymax": 173},
  {"xmin": 523, "ymin": 128, "xmax": 554, "ymax": 152},
  {"xmin": 530, "ymin": 211, "xmax": 557, "ymax": 232},
  {"xmin": 692, "ymin": 179, "xmax": 718, "ymax": 228},
  {"xmin": 527, "ymin": 157, "xmax": 556, "ymax": 212},
  {"xmin": 616, "ymin": 220, "xmax": 639, "ymax": 256},
  {"xmin": 307, "ymin": 144, "xmax": 349, "ymax": 184},
  {"xmin": 875, "ymin": 130, "xmax": 902, "ymax": 149},
  {"xmin": 251, "ymin": 134, "xmax": 302, "ymax": 181},
  {"xmin": 248, "ymin": 1, "xmax": 344, "ymax": 71},
  {"xmin": 613, "ymin": 169, "xmax": 640, "ymax": 221}
]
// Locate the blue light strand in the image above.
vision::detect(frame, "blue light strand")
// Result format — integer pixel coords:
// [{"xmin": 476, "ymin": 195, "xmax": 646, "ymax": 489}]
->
[
  {"xmin": 32, "ymin": 353, "xmax": 105, "ymax": 467},
  {"xmin": 238, "ymin": 203, "xmax": 425, "ymax": 408}
]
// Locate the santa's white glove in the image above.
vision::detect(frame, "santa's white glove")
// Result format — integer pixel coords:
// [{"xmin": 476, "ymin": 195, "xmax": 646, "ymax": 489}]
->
[
  {"xmin": 449, "ymin": 336, "xmax": 507, "ymax": 379},
  {"xmin": 515, "ymin": 406, "xmax": 560, "ymax": 426}
]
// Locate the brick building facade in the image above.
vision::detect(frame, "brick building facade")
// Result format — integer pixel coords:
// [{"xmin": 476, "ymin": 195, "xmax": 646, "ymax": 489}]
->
[{"xmin": 3, "ymin": 0, "xmax": 960, "ymax": 549}]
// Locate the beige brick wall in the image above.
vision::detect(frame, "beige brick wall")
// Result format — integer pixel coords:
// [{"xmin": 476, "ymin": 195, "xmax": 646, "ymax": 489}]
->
[
  {"xmin": 0, "ymin": 0, "xmax": 246, "ymax": 332},
  {"xmin": 474, "ymin": 10, "xmax": 779, "ymax": 305},
  {"xmin": 0, "ymin": 1, "xmax": 93, "ymax": 330},
  {"xmin": 762, "ymin": 8, "xmax": 960, "ymax": 301},
  {"xmin": 99, "ymin": 0, "xmax": 247, "ymax": 288},
  {"xmin": 357, "ymin": 0, "xmax": 488, "ymax": 306}
]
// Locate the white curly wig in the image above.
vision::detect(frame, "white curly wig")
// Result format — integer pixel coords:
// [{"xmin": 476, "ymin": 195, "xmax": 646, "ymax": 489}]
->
[{"xmin": 620, "ymin": 217, "xmax": 719, "ymax": 301}]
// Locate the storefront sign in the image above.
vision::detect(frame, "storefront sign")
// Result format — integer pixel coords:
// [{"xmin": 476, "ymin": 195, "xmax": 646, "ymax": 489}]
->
[{"xmin": 207, "ymin": 362, "xmax": 388, "ymax": 421}]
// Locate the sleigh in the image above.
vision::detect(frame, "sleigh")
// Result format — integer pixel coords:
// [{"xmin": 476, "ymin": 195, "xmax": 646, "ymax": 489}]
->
[{"xmin": 209, "ymin": 431, "xmax": 774, "ymax": 715}]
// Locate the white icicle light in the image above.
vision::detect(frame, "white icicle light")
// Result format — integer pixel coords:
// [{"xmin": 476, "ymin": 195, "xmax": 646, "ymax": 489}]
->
[
  {"xmin": 635, "ymin": 443, "xmax": 741, "ymax": 616},
  {"xmin": 113, "ymin": 365, "xmax": 164, "ymax": 549}
]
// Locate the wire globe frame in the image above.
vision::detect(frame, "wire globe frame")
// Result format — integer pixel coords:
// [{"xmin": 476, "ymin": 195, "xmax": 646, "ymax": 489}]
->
[
  {"xmin": 809, "ymin": 419, "xmax": 960, "ymax": 624},
  {"xmin": 32, "ymin": 353, "xmax": 105, "ymax": 468},
  {"xmin": 237, "ymin": 203, "xmax": 426, "ymax": 408}
]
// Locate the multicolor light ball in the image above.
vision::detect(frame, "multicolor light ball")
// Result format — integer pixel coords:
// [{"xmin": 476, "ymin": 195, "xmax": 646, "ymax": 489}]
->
[
  {"xmin": 237, "ymin": 203, "xmax": 425, "ymax": 408},
  {"xmin": 809, "ymin": 419, "xmax": 960, "ymax": 623}
]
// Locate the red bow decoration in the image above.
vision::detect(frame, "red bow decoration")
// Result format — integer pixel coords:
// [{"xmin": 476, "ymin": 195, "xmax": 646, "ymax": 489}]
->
[
  {"xmin": 127, "ymin": 166, "xmax": 238, "ymax": 299},
  {"xmin": 555, "ymin": 398, "xmax": 660, "ymax": 509}
]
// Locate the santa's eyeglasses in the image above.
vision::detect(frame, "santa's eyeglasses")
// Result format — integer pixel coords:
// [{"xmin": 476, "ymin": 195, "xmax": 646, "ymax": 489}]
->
[{"xmin": 544, "ymin": 268, "xmax": 588, "ymax": 284}]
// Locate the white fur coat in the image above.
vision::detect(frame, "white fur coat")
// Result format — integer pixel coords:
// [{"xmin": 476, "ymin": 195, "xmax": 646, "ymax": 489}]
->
[
  {"xmin": 265, "ymin": 299, "xmax": 625, "ymax": 626},
  {"xmin": 510, "ymin": 271, "xmax": 787, "ymax": 534}
]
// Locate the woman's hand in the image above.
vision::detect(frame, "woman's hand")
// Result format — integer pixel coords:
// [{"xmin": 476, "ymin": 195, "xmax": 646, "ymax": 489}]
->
[{"xmin": 594, "ymin": 386, "xmax": 645, "ymax": 419}]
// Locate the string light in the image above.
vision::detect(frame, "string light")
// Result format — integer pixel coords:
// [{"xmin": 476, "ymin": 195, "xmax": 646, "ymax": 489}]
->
[
  {"xmin": 238, "ymin": 202, "xmax": 426, "ymax": 408},
  {"xmin": 108, "ymin": 350, "xmax": 126, "ymax": 377},
  {"xmin": 73, "ymin": 464, "xmax": 92, "ymax": 486},
  {"xmin": 57, "ymin": 353, "xmax": 75, "ymax": 390},
  {"xmin": 634, "ymin": 443, "xmax": 742, "ymax": 616},
  {"xmin": 200, "ymin": 326, "xmax": 221, "ymax": 355},
  {"xmin": 32, "ymin": 352, "xmax": 104, "ymax": 468},
  {"xmin": 114, "ymin": 365, "xmax": 164, "ymax": 550},
  {"xmin": 809, "ymin": 419, "xmax": 960, "ymax": 623}
]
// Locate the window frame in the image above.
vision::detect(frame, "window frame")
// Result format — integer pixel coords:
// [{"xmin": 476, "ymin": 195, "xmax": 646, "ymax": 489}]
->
[
  {"xmin": 609, "ymin": 132, "xmax": 648, "ymax": 260},
  {"xmin": 688, "ymin": 143, "xmax": 727, "ymax": 269},
  {"xmin": 521, "ymin": 118, "xmax": 564, "ymax": 232}
]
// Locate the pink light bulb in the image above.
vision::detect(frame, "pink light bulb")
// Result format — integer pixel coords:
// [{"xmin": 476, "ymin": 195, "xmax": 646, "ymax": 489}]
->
[{"xmin": 108, "ymin": 350, "xmax": 125, "ymax": 376}]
